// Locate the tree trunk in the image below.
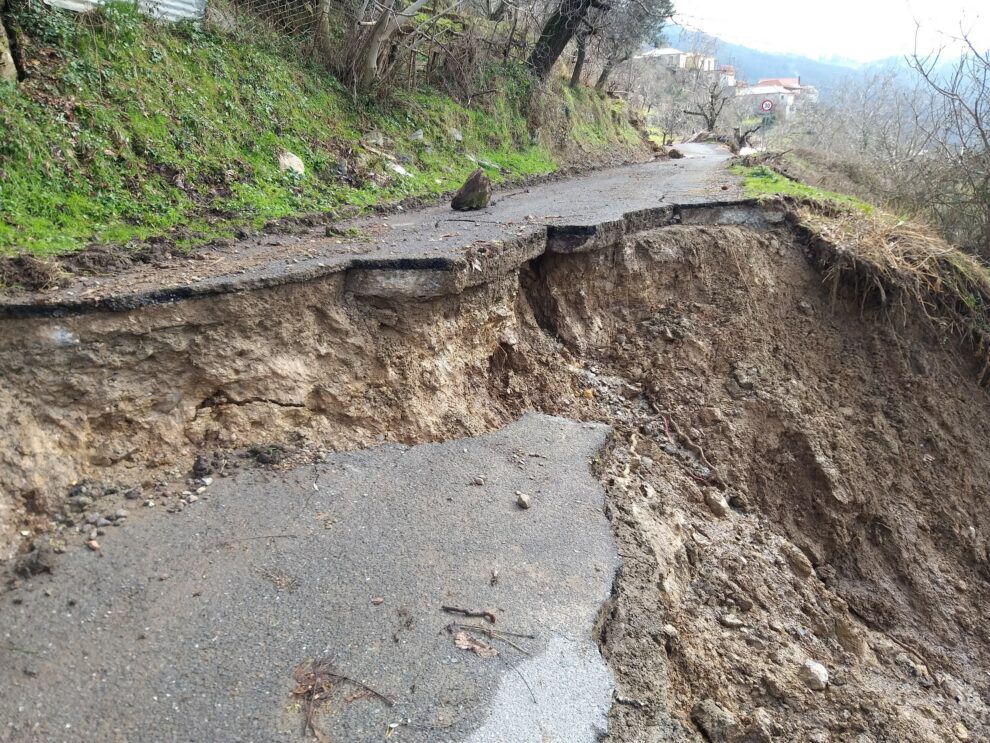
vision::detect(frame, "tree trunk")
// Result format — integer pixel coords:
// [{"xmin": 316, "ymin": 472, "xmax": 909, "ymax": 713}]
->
[
  {"xmin": 313, "ymin": 0, "xmax": 336, "ymax": 63},
  {"xmin": 487, "ymin": 0, "xmax": 506, "ymax": 21},
  {"xmin": 1, "ymin": 1, "xmax": 18, "ymax": 84},
  {"xmin": 352, "ymin": 0, "xmax": 431, "ymax": 88},
  {"xmin": 594, "ymin": 59, "xmax": 614, "ymax": 91},
  {"xmin": 569, "ymin": 32, "xmax": 587, "ymax": 88},
  {"xmin": 526, "ymin": 0, "xmax": 594, "ymax": 80}
]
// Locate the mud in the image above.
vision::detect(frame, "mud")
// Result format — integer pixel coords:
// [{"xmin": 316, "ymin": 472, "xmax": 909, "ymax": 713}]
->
[{"xmin": 2, "ymin": 208, "xmax": 989, "ymax": 741}]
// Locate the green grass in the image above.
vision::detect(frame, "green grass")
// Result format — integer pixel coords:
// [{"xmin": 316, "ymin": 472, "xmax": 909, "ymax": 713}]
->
[
  {"xmin": 732, "ymin": 164, "xmax": 874, "ymax": 213},
  {"xmin": 0, "ymin": 1, "xmax": 641, "ymax": 256}
]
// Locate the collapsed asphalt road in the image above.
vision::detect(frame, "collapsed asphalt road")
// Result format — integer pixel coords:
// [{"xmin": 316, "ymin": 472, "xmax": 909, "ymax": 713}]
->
[
  {"xmin": 1, "ymin": 143, "xmax": 739, "ymax": 315},
  {"xmin": 0, "ymin": 414, "xmax": 619, "ymax": 742}
]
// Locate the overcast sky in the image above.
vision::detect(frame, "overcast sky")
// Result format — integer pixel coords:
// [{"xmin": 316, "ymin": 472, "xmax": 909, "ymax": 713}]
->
[{"xmin": 676, "ymin": 0, "xmax": 988, "ymax": 63}]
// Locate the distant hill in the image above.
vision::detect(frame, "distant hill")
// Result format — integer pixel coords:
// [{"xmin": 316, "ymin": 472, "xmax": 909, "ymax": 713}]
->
[{"xmin": 665, "ymin": 25, "xmax": 859, "ymax": 93}]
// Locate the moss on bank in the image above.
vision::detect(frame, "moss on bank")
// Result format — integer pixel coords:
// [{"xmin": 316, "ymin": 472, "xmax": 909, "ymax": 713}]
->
[{"xmin": 0, "ymin": 1, "xmax": 643, "ymax": 256}]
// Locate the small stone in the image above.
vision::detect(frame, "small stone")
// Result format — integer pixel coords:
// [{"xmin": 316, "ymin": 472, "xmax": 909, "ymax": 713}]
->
[
  {"xmin": 799, "ymin": 659, "xmax": 829, "ymax": 690},
  {"xmin": 201, "ymin": 477, "xmax": 214, "ymax": 486},
  {"xmin": 277, "ymin": 150, "xmax": 305, "ymax": 176},
  {"xmin": 732, "ymin": 365, "xmax": 758, "ymax": 390},
  {"xmin": 516, "ymin": 492, "xmax": 531, "ymax": 509},
  {"xmin": 470, "ymin": 476, "xmax": 485, "ymax": 486},
  {"xmin": 449, "ymin": 127, "xmax": 463, "ymax": 142},
  {"xmin": 196, "ymin": 486, "xmax": 206, "ymax": 494},
  {"xmin": 719, "ymin": 613, "xmax": 745, "ymax": 629},
  {"xmin": 86, "ymin": 540, "xmax": 100, "ymax": 551},
  {"xmin": 745, "ymin": 635, "xmax": 768, "ymax": 650},
  {"xmin": 690, "ymin": 699, "xmax": 739, "ymax": 742},
  {"xmin": 728, "ymin": 492, "xmax": 749, "ymax": 511},
  {"xmin": 124, "ymin": 488, "xmax": 142, "ymax": 501},
  {"xmin": 953, "ymin": 722, "xmax": 970, "ymax": 741},
  {"xmin": 187, "ymin": 494, "xmax": 199, "ymax": 503},
  {"xmin": 192, "ymin": 454, "xmax": 212, "ymax": 477},
  {"xmin": 734, "ymin": 595, "xmax": 755, "ymax": 613},
  {"xmin": 371, "ymin": 597, "xmax": 385, "ymax": 606},
  {"xmin": 705, "ymin": 491, "xmax": 730, "ymax": 517},
  {"xmin": 96, "ymin": 518, "xmax": 112, "ymax": 528},
  {"xmin": 146, "ymin": 500, "xmax": 156, "ymax": 508},
  {"xmin": 780, "ymin": 541, "xmax": 814, "ymax": 578},
  {"xmin": 115, "ymin": 509, "xmax": 129, "ymax": 519},
  {"xmin": 410, "ymin": 129, "xmax": 424, "ymax": 141}
]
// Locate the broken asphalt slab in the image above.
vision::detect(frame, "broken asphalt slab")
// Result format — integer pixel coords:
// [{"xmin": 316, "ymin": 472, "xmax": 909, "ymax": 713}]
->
[{"xmin": 0, "ymin": 413, "xmax": 620, "ymax": 742}]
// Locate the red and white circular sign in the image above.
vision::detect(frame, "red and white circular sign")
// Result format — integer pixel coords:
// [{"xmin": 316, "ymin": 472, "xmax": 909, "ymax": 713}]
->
[{"xmin": 761, "ymin": 99, "xmax": 774, "ymax": 113}]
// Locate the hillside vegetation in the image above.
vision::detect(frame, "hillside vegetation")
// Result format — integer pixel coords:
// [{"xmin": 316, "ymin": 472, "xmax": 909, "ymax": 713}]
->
[{"xmin": 0, "ymin": 0, "xmax": 645, "ymax": 257}]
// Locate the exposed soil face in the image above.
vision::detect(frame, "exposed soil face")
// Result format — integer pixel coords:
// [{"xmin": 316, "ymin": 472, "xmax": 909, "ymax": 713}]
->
[
  {"xmin": 2, "ymin": 214, "xmax": 988, "ymax": 740},
  {"xmin": 529, "ymin": 227, "xmax": 990, "ymax": 741}
]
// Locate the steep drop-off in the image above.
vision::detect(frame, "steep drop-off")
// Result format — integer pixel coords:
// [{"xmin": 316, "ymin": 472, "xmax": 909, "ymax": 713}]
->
[{"xmin": 2, "ymin": 205, "xmax": 989, "ymax": 740}]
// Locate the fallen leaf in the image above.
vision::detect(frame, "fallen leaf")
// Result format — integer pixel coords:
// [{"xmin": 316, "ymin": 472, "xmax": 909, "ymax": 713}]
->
[{"xmin": 454, "ymin": 631, "xmax": 498, "ymax": 658}]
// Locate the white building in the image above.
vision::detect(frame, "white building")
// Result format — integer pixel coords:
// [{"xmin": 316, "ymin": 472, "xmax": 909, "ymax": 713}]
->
[
  {"xmin": 736, "ymin": 84, "xmax": 796, "ymax": 119},
  {"xmin": 637, "ymin": 48, "xmax": 716, "ymax": 72}
]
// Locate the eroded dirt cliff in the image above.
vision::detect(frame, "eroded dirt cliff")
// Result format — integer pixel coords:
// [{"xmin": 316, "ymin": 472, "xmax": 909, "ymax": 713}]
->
[{"xmin": 2, "ymin": 213, "xmax": 988, "ymax": 741}]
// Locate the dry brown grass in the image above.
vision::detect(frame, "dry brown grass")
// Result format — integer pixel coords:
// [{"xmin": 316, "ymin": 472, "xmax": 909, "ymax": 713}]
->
[{"xmin": 788, "ymin": 199, "xmax": 990, "ymax": 385}]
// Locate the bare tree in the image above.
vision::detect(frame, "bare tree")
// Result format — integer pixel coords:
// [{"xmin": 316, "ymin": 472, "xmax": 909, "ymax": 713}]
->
[
  {"xmin": 683, "ymin": 76, "xmax": 731, "ymax": 130},
  {"xmin": 910, "ymin": 29, "xmax": 990, "ymax": 254}
]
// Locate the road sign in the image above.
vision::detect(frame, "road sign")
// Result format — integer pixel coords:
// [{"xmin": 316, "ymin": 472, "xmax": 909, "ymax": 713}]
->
[{"xmin": 761, "ymin": 99, "xmax": 774, "ymax": 113}]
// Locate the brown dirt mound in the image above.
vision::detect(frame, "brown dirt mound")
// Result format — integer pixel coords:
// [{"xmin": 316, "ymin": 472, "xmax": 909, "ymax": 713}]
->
[{"xmin": 0, "ymin": 254, "xmax": 62, "ymax": 291}]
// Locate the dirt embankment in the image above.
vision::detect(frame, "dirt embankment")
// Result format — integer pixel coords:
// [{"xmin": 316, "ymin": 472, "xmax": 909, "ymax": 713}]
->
[{"xmin": 2, "ymin": 211, "xmax": 989, "ymax": 741}]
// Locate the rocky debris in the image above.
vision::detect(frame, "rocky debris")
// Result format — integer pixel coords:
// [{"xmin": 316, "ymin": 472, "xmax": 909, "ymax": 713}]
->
[
  {"xmin": 451, "ymin": 168, "xmax": 491, "ymax": 211},
  {"xmin": 13, "ymin": 540, "xmax": 57, "ymax": 578},
  {"xmin": 780, "ymin": 541, "xmax": 814, "ymax": 578},
  {"xmin": 895, "ymin": 652, "xmax": 935, "ymax": 687},
  {"xmin": 691, "ymin": 698, "xmax": 740, "ymax": 742},
  {"xmin": 516, "ymin": 492, "xmax": 531, "ymax": 509},
  {"xmin": 667, "ymin": 147, "xmax": 686, "ymax": 159},
  {"xmin": 277, "ymin": 151, "xmax": 305, "ymax": 176},
  {"xmin": 718, "ymin": 613, "xmax": 745, "ymax": 629},
  {"xmin": 192, "ymin": 454, "xmax": 212, "ymax": 477},
  {"xmin": 799, "ymin": 660, "xmax": 829, "ymax": 691},
  {"xmin": 705, "ymin": 490, "xmax": 730, "ymax": 517},
  {"xmin": 731, "ymin": 363, "xmax": 759, "ymax": 391}
]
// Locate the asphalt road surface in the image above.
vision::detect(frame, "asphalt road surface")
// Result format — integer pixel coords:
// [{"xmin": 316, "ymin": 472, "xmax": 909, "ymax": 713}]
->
[
  {"xmin": 2, "ymin": 143, "xmax": 740, "ymax": 315},
  {"xmin": 0, "ymin": 414, "xmax": 619, "ymax": 743}
]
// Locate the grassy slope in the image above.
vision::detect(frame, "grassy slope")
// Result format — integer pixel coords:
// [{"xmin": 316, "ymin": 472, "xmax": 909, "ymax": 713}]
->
[
  {"xmin": 731, "ymin": 164, "xmax": 874, "ymax": 213},
  {"xmin": 735, "ymin": 158, "xmax": 990, "ymax": 358},
  {"xmin": 0, "ymin": 2, "xmax": 643, "ymax": 256}
]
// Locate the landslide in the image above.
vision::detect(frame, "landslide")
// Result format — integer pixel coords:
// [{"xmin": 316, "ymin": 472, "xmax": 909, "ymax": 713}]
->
[{"xmin": 3, "ymin": 206, "xmax": 990, "ymax": 741}]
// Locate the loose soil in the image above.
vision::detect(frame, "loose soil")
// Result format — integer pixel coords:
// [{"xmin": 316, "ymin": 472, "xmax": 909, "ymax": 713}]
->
[{"xmin": 2, "ymin": 211, "xmax": 988, "ymax": 741}]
